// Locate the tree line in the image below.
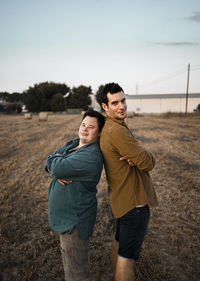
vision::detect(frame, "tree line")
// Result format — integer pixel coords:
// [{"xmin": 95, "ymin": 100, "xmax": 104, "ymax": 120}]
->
[{"xmin": 0, "ymin": 82, "xmax": 104, "ymax": 113}]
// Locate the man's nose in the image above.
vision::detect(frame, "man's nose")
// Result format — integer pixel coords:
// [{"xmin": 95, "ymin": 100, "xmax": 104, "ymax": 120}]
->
[
  {"xmin": 119, "ymin": 102, "xmax": 126, "ymax": 108},
  {"xmin": 83, "ymin": 126, "xmax": 88, "ymax": 131}
]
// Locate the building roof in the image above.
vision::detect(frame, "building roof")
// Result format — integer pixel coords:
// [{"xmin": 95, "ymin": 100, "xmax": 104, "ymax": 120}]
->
[{"xmin": 126, "ymin": 93, "xmax": 200, "ymax": 99}]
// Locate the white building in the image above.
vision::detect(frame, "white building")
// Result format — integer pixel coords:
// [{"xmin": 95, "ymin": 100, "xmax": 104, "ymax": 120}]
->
[
  {"xmin": 126, "ymin": 93, "xmax": 200, "ymax": 114},
  {"xmin": 90, "ymin": 93, "xmax": 101, "ymax": 111}
]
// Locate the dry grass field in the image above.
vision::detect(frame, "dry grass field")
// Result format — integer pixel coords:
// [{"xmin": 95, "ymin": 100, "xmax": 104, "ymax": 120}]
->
[{"xmin": 0, "ymin": 113, "xmax": 200, "ymax": 281}]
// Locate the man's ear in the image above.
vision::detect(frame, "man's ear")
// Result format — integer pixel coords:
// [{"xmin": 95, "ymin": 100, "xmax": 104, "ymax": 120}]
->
[{"xmin": 101, "ymin": 103, "xmax": 108, "ymax": 112}]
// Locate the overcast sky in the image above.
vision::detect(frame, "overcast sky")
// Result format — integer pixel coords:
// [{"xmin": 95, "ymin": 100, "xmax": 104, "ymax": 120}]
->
[{"xmin": 0, "ymin": 0, "xmax": 200, "ymax": 94}]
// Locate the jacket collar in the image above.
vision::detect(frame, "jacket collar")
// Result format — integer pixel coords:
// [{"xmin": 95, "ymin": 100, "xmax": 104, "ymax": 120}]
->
[{"xmin": 106, "ymin": 116, "xmax": 127, "ymax": 127}]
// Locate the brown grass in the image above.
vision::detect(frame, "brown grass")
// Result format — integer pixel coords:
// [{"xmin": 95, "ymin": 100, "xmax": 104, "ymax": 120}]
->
[{"xmin": 0, "ymin": 113, "xmax": 200, "ymax": 281}]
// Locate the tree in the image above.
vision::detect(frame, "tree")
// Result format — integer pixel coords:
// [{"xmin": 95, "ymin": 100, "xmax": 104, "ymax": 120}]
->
[
  {"xmin": 67, "ymin": 85, "xmax": 92, "ymax": 110},
  {"xmin": 7, "ymin": 92, "xmax": 24, "ymax": 103},
  {"xmin": 0, "ymin": 92, "xmax": 10, "ymax": 101},
  {"xmin": 0, "ymin": 92, "xmax": 24, "ymax": 103},
  {"xmin": 51, "ymin": 93, "xmax": 66, "ymax": 112},
  {"xmin": 23, "ymin": 82, "xmax": 70, "ymax": 112},
  {"xmin": 95, "ymin": 85, "xmax": 104, "ymax": 109},
  {"xmin": 3, "ymin": 103, "xmax": 22, "ymax": 113}
]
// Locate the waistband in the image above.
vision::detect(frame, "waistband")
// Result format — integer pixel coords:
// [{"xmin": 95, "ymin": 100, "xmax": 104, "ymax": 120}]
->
[{"xmin": 135, "ymin": 205, "xmax": 148, "ymax": 209}]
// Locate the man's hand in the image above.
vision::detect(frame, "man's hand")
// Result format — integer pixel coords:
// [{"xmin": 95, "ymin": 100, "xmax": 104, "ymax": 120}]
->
[
  {"xmin": 57, "ymin": 179, "xmax": 72, "ymax": 186},
  {"xmin": 120, "ymin": 156, "xmax": 135, "ymax": 167}
]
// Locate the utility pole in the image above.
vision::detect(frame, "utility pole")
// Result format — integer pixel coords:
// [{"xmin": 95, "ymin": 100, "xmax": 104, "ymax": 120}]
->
[{"xmin": 185, "ymin": 63, "xmax": 190, "ymax": 114}]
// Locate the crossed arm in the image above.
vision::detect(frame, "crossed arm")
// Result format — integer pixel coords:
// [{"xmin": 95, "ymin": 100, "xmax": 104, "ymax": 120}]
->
[
  {"xmin": 111, "ymin": 125, "xmax": 155, "ymax": 171},
  {"xmin": 45, "ymin": 146, "xmax": 103, "ymax": 186},
  {"xmin": 57, "ymin": 157, "xmax": 135, "ymax": 185},
  {"xmin": 120, "ymin": 156, "xmax": 135, "ymax": 166}
]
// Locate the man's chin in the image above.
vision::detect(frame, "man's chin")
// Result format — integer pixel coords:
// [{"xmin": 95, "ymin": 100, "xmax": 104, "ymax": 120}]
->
[{"xmin": 117, "ymin": 113, "xmax": 127, "ymax": 120}]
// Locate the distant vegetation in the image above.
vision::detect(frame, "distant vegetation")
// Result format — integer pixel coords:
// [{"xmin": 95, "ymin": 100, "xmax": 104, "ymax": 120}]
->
[{"xmin": 0, "ymin": 82, "xmax": 103, "ymax": 113}]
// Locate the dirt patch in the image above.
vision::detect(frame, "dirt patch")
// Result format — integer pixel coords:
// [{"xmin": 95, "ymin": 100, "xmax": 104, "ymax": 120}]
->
[{"xmin": 0, "ymin": 113, "xmax": 200, "ymax": 281}]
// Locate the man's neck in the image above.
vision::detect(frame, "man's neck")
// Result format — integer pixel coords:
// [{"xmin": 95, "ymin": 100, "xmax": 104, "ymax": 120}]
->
[
  {"xmin": 107, "ymin": 115, "xmax": 125, "ymax": 122},
  {"xmin": 78, "ymin": 140, "xmax": 97, "ymax": 148}
]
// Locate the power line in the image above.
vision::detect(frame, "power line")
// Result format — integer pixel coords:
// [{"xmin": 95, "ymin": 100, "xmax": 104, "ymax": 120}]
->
[
  {"xmin": 138, "ymin": 64, "xmax": 199, "ymax": 92},
  {"xmin": 190, "ymin": 66, "xmax": 200, "ymax": 71},
  {"xmin": 139, "ymin": 66, "xmax": 187, "ymax": 89}
]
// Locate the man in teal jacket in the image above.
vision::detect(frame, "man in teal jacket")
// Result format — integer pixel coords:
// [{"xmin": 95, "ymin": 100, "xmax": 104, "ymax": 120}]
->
[{"xmin": 45, "ymin": 109, "xmax": 105, "ymax": 281}]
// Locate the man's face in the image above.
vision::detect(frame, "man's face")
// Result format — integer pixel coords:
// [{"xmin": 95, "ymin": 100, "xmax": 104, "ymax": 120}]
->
[
  {"xmin": 79, "ymin": 116, "xmax": 100, "ymax": 144},
  {"xmin": 102, "ymin": 91, "xmax": 127, "ymax": 120}
]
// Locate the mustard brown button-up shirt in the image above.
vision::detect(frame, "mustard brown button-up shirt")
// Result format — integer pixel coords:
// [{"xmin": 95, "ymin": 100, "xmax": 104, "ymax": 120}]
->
[{"xmin": 100, "ymin": 116, "xmax": 158, "ymax": 218}]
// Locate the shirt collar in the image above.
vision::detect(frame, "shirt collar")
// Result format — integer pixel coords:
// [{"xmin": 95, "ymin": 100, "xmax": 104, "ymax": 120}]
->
[
  {"xmin": 106, "ymin": 116, "xmax": 127, "ymax": 127},
  {"xmin": 70, "ymin": 138, "xmax": 99, "ymax": 150}
]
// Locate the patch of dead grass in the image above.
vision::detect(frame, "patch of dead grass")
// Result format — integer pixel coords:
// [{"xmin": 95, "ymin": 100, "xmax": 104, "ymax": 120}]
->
[{"xmin": 0, "ymin": 113, "xmax": 200, "ymax": 280}]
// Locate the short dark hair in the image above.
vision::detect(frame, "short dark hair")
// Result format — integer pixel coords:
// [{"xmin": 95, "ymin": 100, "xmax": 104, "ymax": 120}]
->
[
  {"xmin": 82, "ymin": 109, "xmax": 105, "ymax": 132},
  {"xmin": 100, "ymin": 82, "xmax": 124, "ymax": 106}
]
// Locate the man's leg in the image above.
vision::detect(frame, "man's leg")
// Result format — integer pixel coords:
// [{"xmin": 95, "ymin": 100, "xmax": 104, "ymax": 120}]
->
[
  {"xmin": 111, "ymin": 240, "xmax": 119, "ymax": 274},
  {"xmin": 114, "ymin": 206, "xmax": 150, "ymax": 281},
  {"xmin": 60, "ymin": 229, "xmax": 90, "ymax": 281},
  {"xmin": 115, "ymin": 255, "xmax": 135, "ymax": 281},
  {"xmin": 111, "ymin": 239, "xmax": 135, "ymax": 281}
]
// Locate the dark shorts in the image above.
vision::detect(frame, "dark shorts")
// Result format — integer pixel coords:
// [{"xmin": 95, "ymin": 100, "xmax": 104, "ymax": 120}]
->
[{"xmin": 115, "ymin": 205, "xmax": 150, "ymax": 260}]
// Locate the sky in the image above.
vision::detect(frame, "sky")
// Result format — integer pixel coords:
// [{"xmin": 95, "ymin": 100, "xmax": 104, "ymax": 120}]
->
[{"xmin": 0, "ymin": 0, "xmax": 200, "ymax": 95}]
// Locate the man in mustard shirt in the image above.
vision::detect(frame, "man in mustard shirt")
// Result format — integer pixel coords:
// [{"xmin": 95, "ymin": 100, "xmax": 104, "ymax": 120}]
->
[{"xmin": 100, "ymin": 83, "xmax": 158, "ymax": 281}]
